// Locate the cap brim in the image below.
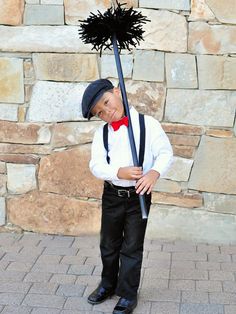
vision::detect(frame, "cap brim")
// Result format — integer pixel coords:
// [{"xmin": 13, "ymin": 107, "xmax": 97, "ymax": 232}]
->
[{"xmin": 86, "ymin": 86, "xmax": 112, "ymax": 119}]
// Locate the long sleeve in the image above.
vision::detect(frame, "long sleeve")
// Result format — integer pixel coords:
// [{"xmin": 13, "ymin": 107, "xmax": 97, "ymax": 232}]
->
[
  {"xmin": 145, "ymin": 116, "xmax": 173, "ymax": 177},
  {"xmin": 89, "ymin": 125, "xmax": 120, "ymax": 181}
]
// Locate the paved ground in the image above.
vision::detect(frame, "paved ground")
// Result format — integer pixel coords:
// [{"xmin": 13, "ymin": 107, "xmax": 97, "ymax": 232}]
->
[{"xmin": 0, "ymin": 232, "xmax": 235, "ymax": 314}]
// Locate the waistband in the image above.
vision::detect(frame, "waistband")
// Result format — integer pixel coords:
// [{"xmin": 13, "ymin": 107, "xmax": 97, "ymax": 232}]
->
[{"xmin": 104, "ymin": 181, "xmax": 137, "ymax": 198}]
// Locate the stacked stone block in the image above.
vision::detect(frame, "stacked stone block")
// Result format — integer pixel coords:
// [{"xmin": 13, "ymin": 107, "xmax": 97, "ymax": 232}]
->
[{"xmin": 0, "ymin": 0, "xmax": 235, "ymax": 243}]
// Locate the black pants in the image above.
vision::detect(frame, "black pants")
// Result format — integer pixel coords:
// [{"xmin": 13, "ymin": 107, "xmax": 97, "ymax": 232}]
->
[{"xmin": 100, "ymin": 182, "xmax": 152, "ymax": 300}]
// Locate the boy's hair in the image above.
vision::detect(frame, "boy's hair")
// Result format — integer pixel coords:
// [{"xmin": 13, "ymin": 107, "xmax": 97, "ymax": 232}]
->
[{"xmin": 82, "ymin": 79, "xmax": 114, "ymax": 120}]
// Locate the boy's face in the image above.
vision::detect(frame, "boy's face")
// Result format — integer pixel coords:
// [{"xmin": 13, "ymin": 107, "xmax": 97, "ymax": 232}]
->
[{"xmin": 91, "ymin": 87, "xmax": 125, "ymax": 123}]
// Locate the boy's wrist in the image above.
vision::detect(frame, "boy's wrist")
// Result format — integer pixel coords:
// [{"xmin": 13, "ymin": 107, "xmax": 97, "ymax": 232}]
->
[{"xmin": 149, "ymin": 169, "xmax": 160, "ymax": 179}]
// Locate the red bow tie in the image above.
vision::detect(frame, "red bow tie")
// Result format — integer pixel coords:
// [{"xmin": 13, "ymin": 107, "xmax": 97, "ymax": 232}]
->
[{"xmin": 110, "ymin": 116, "xmax": 129, "ymax": 131}]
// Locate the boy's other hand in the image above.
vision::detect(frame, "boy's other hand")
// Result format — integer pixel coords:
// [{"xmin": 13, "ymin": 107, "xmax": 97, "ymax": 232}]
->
[
  {"xmin": 135, "ymin": 170, "xmax": 160, "ymax": 195},
  {"xmin": 117, "ymin": 167, "xmax": 143, "ymax": 180}
]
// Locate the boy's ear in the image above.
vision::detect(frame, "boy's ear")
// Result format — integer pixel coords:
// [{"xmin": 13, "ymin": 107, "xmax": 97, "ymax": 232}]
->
[{"xmin": 113, "ymin": 87, "xmax": 121, "ymax": 96}]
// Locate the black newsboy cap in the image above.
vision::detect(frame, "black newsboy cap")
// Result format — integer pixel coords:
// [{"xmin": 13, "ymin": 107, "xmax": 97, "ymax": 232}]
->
[{"xmin": 82, "ymin": 79, "xmax": 114, "ymax": 119}]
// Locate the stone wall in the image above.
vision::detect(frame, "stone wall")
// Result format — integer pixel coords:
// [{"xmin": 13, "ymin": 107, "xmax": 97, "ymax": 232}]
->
[{"xmin": 0, "ymin": 0, "xmax": 236, "ymax": 243}]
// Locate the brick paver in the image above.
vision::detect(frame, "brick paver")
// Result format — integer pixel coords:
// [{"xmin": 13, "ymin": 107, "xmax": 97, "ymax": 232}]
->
[{"xmin": 0, "ymin": 232, "xmax": 235, "ymax": 313}]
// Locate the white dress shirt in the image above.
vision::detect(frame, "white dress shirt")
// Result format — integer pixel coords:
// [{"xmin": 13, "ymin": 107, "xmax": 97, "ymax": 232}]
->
[{"xmin": 89, "ymin": 106, "xmax": 173, "ymax": 187}]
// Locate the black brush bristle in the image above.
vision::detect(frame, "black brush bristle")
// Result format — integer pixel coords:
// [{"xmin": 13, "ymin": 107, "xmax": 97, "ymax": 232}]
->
[{"xmin": 79, "ymin": 1, "xmax": 150, "ymax": 54}]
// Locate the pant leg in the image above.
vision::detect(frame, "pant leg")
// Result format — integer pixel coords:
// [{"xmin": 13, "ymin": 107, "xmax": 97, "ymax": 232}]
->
[
  {"xmin": 116, "ymin": 193, "xmax": 152, "ymax": 300},
  {"xmin": 100, "ymin": 185, "xmax": 125, "ymax": 290}
]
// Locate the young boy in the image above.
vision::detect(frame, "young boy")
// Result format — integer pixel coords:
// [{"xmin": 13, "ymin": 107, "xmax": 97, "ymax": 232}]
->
[{"xmin": 82, "ymin": 78, "xmax": 173, "ymax": 314}]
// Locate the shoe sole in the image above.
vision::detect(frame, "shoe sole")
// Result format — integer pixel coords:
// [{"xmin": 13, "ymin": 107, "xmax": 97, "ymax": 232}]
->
[{"xmin": 113, "ymin": 309, "xmax": 133, "ymax": 314}]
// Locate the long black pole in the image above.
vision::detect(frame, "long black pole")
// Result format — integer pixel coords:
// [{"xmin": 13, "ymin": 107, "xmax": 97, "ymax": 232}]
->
[{"xmin": 112, "ymin": 34, "xmax": 148, "ymax": 219}]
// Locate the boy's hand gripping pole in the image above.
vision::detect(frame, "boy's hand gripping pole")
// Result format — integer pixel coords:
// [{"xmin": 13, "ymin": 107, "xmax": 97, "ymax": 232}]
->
[{"xmin": 112, "ymin": 34, "xmax": 148, "ymax": 219}]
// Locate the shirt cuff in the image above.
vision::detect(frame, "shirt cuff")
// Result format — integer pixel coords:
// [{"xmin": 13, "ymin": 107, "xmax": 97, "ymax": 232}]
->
[{"xmin": 109, "ymin": 165, "xmax": 120, "ymax": 181}]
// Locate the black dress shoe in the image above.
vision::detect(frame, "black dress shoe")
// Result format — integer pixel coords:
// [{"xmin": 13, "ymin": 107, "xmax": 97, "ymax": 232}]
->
[
  {"xmin": 87, "ymin": 285, "xmax": 115, "ymax": 304},
  {"xmin": 113, "ymin": 297, "xmax": 137, "ymax": 314}
]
